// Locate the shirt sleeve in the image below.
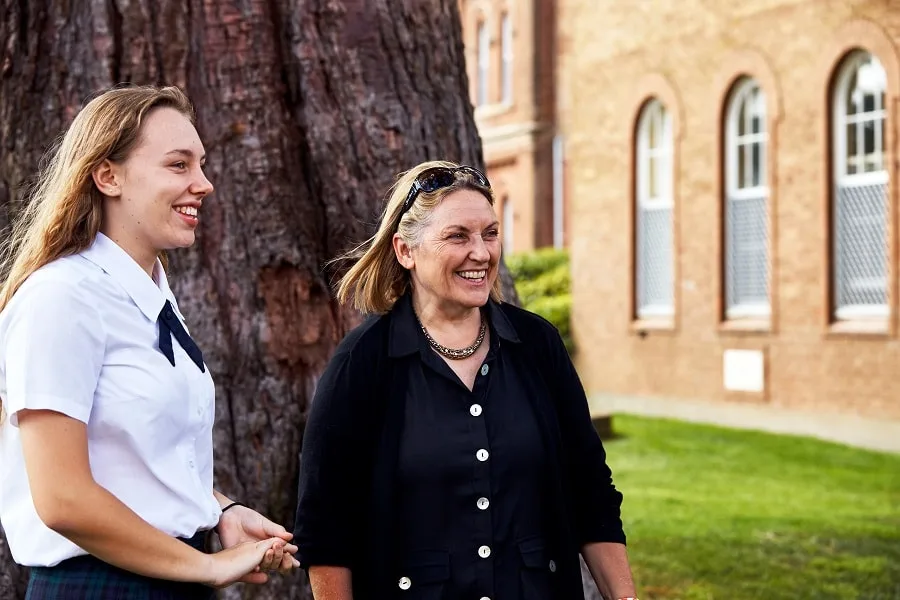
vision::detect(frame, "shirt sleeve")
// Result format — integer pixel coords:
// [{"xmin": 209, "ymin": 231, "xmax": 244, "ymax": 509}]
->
[
  {"xmin": 546, "ymin": 325, "xmax": 627, "ymax": 546},
  {"xmin": 293, "ymin": 343, "xmax": 372, "ymax": 568},
  {"xmin": 4, "ymin": 278, "xmax": 106, "ymax": 427}
]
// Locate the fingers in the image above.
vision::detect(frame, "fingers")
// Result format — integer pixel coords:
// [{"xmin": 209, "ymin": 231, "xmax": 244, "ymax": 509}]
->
[
  {"xmin": 277, "ymin": 550, "xmax": 299, "ymax": 575},
  {"xmin": 262, "ymin": 519, "xmax": 293, "ymax": 542},
  {"xmin": 258, "ymin": 542, "xmax": 285, "ymax": 572}
]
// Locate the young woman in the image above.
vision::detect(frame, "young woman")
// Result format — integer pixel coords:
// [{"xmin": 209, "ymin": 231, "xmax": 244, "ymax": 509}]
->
[{"xmin": 0, "ymin": 85, "xmax": 298, "ymax": 599}]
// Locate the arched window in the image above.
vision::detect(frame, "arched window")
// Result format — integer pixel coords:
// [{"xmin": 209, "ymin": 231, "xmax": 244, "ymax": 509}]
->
[
  {"xmin": 724, "ymin": 78, "xmax": 769, "ymax": 318},
  {"xmin": 832, "ymin": 51, "xmax": 888, "ymax": 319},
  {"xmin": 635, "ymin": 99, "xmax": 674, "ymax": 318}
]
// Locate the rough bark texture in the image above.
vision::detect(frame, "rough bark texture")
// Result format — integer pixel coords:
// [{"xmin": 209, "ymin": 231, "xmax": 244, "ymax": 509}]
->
[{"xmin": 0, "ymin": 1, "xmax": 530, "ymax": 598}]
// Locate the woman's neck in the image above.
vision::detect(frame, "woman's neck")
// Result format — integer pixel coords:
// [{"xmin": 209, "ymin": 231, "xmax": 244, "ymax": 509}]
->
[{"xmin": 412, "ymin": 293, "xmax": 481, "ymax": 332}]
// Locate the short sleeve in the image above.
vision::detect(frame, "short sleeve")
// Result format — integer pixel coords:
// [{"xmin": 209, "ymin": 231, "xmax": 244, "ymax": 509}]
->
[{"xmin": 3, "ymin": 279, "xmax": 106, "ymax": 427}]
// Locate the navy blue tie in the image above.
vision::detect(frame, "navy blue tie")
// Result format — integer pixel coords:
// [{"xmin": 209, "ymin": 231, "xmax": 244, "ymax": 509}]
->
[{"xmin": 158, "ymin": 300, "xmax": 205, "ymax": 372}]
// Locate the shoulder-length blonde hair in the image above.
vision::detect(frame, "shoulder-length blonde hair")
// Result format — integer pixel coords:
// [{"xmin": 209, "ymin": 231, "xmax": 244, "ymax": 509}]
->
[
  {"xmin": 334, "ymin": 160, "xmax": 502, "ymax": 314},
  {"xmin": 0, "ymin": 84, "xmax": 194, "ymax": 421}
]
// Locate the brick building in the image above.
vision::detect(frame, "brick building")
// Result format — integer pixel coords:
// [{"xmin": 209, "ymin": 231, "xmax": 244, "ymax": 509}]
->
[
  {"xmin": 560, "ymin": 0, "xmax": 900, "ymax": 420},
  {"xmin": 458, "ymin": 0, "xmax": 563, "ymax": 252}
]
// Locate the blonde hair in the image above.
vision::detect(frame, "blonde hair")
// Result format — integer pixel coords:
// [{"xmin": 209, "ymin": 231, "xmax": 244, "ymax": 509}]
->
[
  {"xmin": 334, "ymin": 160, "xmax": 501, "ymax": 314},
  {"xmin": 0, "ymin": 84, "xmax": 194, "ymax": 421}
]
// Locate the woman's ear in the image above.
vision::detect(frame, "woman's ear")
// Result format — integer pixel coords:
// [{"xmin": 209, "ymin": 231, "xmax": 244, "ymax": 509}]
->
[
  {"xmin": 91, "ymin": 160, "xmax": 122, "ymax": 198},
  {"xmin": 392, "ymin": 233, "xmax": 415, "ymax": 270}
]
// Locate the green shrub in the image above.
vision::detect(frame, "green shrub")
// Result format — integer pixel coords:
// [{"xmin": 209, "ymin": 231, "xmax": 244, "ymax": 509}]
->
[
  {"xmin": 506, "ymin": 247, "xmax": 573, "ymax": 353},
  {"xmin": 506, "ymin": 247, "xmax": 569, "ymax": 281},
  {"xmin": 515, "ymin": 263, "xmax": 570, "ymax": 305},
  {"xmin": 527, "ymin": 294, "xmax": 574, "ymax": 353}
]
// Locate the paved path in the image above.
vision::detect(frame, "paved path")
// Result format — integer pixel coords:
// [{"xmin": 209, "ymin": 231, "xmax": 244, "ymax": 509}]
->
[{"xmin": 590, "ymin": 393, "xmax": 900, "ymax": 454}]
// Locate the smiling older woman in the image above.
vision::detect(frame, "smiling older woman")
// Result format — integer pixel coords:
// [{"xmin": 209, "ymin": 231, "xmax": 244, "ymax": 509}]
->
[{"xmin": 293, "ymin": 160, "xmax": 638, "ymax": 600}]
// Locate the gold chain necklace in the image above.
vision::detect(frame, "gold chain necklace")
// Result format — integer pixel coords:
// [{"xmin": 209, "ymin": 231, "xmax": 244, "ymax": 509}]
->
[{"xmin": 418, "ymin": 312, "xmax": 487, "ymax": 360}]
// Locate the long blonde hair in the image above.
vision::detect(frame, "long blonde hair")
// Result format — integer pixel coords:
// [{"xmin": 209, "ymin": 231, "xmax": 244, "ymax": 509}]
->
[
  {"xmin": 334, "ymin": 160, "xmax": 501, "ymax": 314},
  {"xmin": 0, "ymin": 84, "xmax": 194, "ymax": 420}
]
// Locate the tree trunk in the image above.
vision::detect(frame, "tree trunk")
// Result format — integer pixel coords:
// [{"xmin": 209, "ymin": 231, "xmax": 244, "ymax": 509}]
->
[{"xmin": 0, "ymin": 1, "xmax": 519, "ymax": 598}]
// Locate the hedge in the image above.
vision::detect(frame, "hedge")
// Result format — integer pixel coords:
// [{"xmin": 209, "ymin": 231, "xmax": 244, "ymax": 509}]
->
[{"xmin": 506, "ymin": 248, "xmax": 573, "ymax": 353}]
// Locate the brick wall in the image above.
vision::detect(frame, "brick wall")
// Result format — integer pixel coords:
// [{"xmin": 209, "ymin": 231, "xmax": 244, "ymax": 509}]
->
[
  {"xmin": 459, "ymin": 0, "xmax": 557, "ymax": 252},
  {"xmin": 560, "ymin": 0, "xmax": 900, "ymax": 419}
]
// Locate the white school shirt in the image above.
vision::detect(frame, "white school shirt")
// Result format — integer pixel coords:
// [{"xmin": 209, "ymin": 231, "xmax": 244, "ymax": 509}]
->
[{"xmin": 0, "ymin": 233, "xmax": 221, "ymax": 567}]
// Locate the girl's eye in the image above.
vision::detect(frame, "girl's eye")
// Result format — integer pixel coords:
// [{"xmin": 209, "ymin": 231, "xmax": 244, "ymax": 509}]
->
[{"xmin": 172, "ymin": 161, "xmax": 187, "ymax": 169}]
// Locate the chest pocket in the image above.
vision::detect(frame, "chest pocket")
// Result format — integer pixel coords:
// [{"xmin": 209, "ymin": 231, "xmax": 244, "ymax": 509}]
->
[{"xmin": 394, "ymin": 550, "xmax": 449, "ymax": 600}]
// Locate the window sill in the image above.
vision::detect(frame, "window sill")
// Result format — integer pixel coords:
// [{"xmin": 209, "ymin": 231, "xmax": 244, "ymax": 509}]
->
[
  {"xmin": 826, "ymin": 319, "xmax": 891, "ymax": 338},
  {"xmin": 631, "ymin": 317, "xmax": 676, "ymax": 336},
  {"xmin": 474, "ymin": 101, "xmax": 515, "ymax": 120},
  {"xmin": 719, "ymin": 318, "xmax": 771, "ymax": 334}
]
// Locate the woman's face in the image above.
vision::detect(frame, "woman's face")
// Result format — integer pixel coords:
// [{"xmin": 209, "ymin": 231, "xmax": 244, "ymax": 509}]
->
[
  {"xmin": 396, "ymin": 188, "xmax": 501, "ymax": 315},
  {"xmin": 96, "ymin": 107, "xmax": 213, "ymax": 266}
]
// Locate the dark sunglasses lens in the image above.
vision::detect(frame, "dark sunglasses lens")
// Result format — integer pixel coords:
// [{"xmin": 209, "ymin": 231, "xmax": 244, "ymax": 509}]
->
[
  {"xmin": 459, "ymin": 166, "xmax": 489, "ymax": 187},
  {"xmin": 419, "ymin": 169, "xmax": 456, "ymax": 192}
]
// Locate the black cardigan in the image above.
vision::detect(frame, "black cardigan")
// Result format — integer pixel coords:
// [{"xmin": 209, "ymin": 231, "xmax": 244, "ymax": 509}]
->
[{"xmin": 293, "ymin": 298, "xmax": 626, "ymax": 599}]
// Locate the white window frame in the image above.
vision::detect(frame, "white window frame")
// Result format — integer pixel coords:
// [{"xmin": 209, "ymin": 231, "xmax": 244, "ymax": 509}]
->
[
  {"xmin": 500, "ymin": 12, "xmax": 513, "ymax": 104},
  {"xmin": 725, "ymin": 78, "xmax": 770, "ymax": 319},
  {"xmin": 832, "ymin": 51, "xmax": 889, "ymax": 320},
  {"xmin": 635, "ymin": 99, "xmax": 674, "ymax": 318},
  {"xmin": 476, "ymin": 20, "xmax": 490, "ymax": 107}
]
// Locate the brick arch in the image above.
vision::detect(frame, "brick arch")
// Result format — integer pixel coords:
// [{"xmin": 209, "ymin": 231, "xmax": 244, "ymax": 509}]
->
[
  {"xmin": 711, "ymin": 49, "xmax": 783, "ymax": 332},
  {"xmin": 817, "ymin": 19, "xmax": 900, "ymax": 334},
  {"xmin": 630, "ymin": 73, "xmax": 684, "ymax": 141},
  {"xmin": 628, "ymin": 73, "xmax": 683, "ymax": 330}
]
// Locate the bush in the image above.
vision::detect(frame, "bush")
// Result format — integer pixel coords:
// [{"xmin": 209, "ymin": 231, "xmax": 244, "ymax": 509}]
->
[
  {"xmin": 528, "ymin": 294, "xmax": 574, "ymax": 353},
  {"xmin": 506, "ymin": 247, "xmax": 569, "ymax": 281},
  {"xmin": 507, "ymin": 247, "xmax": 573, "ymax": 353}
]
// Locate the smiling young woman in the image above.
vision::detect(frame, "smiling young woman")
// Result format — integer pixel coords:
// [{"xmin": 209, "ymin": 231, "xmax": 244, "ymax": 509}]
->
[{"xmin": 0, "ymin": 85, "xmax": 297, "ymax": 599}]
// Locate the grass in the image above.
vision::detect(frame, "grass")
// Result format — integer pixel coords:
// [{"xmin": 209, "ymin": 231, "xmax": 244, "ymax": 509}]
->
[{"xmin": 603, "ymin": 415, "xmax": 900, "ymax": 600}]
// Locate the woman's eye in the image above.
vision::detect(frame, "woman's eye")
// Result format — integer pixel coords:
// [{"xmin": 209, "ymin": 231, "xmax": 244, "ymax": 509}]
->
[
  {"xmin": 450, "ymin": 233, "xmax": 467, "ymax": 240},
  {"xmin": 485, "ymin": 230, "xmax": 499, "ymax": 238},
  {"xmin": 172, "ymin": 161, "xmax": 187, "ymax": 169}
]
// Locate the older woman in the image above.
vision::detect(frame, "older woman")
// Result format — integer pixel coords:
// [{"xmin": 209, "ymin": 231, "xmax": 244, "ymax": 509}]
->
[{"xmin": 294, "ymin": 160, "xmax": 638, "ymax": 600}]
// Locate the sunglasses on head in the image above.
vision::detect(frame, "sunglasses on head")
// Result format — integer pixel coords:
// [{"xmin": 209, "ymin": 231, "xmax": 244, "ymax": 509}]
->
[{"xmin": 398, "ymin": 165, "xmax": 491, "ymax": 219}]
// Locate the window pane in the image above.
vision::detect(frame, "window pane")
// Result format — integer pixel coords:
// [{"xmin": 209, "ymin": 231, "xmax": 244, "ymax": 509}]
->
[
  {"xmin": 751, "ymin": 142, "xmax": 762, "ymax": 187},
  {"xmin": 648, "ymin": 110, "xmax": 658, "ymax": 149},
  {"xmin": 846, "ymin": 123, "xmax": 857, "ymax": 175},
  {"xmin": 649, "ymin": 155, "xmax": 658, "ymax": 199},
  {"xmin": 477, "ymin": 22, "xmax": 489, "ymax": 106},
  {"xmin": 845, "ymin": 69, "xmax": 859, "ymax": 116},
  {"xmin": 738, "ymin": 144, "xmax": 747, "ymax": 189},
  {"xmin": 738, "ymin": 98, "xmax": 747, "ymax": 136}
]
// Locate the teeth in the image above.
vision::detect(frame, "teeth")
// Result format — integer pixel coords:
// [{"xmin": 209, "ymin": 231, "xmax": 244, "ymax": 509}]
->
[
  {"xmin": 458, "ymin": 270, "xmax": 486, "ymax": 280},
  {"xmin": 175, "ymin": 206, "xmax": 198, "ymax": 217}
]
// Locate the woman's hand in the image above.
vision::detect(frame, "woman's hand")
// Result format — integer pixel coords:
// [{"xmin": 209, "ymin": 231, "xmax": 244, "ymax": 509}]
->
[
  {"xmin": 204, "ymin": 538, "xmax": 288, "ymax": 588},
  {"xmin": 216, "ymin": 503, "xmax": 298, "ymax": 580}
]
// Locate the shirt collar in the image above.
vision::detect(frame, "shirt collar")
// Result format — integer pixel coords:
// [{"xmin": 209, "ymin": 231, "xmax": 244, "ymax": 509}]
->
[
  {"xmin": 388, "ymin": 292, "xmax": 520, "ymax": 358},
  {"xmin": 79, "ymin": 232, "xmax": 170, "ymax": 322}
]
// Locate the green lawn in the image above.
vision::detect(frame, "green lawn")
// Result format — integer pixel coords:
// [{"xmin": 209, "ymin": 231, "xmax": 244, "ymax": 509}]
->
[{"xmin": 604, "ymin": 415, "xmax": 900, "ymax": 600}]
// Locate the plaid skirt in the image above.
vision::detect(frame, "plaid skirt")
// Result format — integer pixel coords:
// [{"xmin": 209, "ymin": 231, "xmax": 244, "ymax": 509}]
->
[{"xmin": 25, "ymin": 531, "xmax": 216, "ymax": 600}]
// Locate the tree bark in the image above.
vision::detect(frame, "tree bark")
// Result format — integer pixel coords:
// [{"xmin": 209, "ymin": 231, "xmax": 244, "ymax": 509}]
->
[{"xmin": 0, "ymin": 1, "xmax": 519, "ymax": 598}]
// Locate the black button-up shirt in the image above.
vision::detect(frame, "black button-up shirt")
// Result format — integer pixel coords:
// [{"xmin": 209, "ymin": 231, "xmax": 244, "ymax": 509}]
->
[
  {"xmin": 295, "ymin": 292, "xmax": 626, "ymax": 600},
  {"xmin": 394, "ymin": 297, "xmax": 551, "ymax": 599}
]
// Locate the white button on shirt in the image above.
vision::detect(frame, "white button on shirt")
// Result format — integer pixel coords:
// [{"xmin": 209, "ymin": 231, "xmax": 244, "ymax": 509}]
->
[{"xmin": 0, "ymin": 233, "xmax": 220, "ymax": 567}]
